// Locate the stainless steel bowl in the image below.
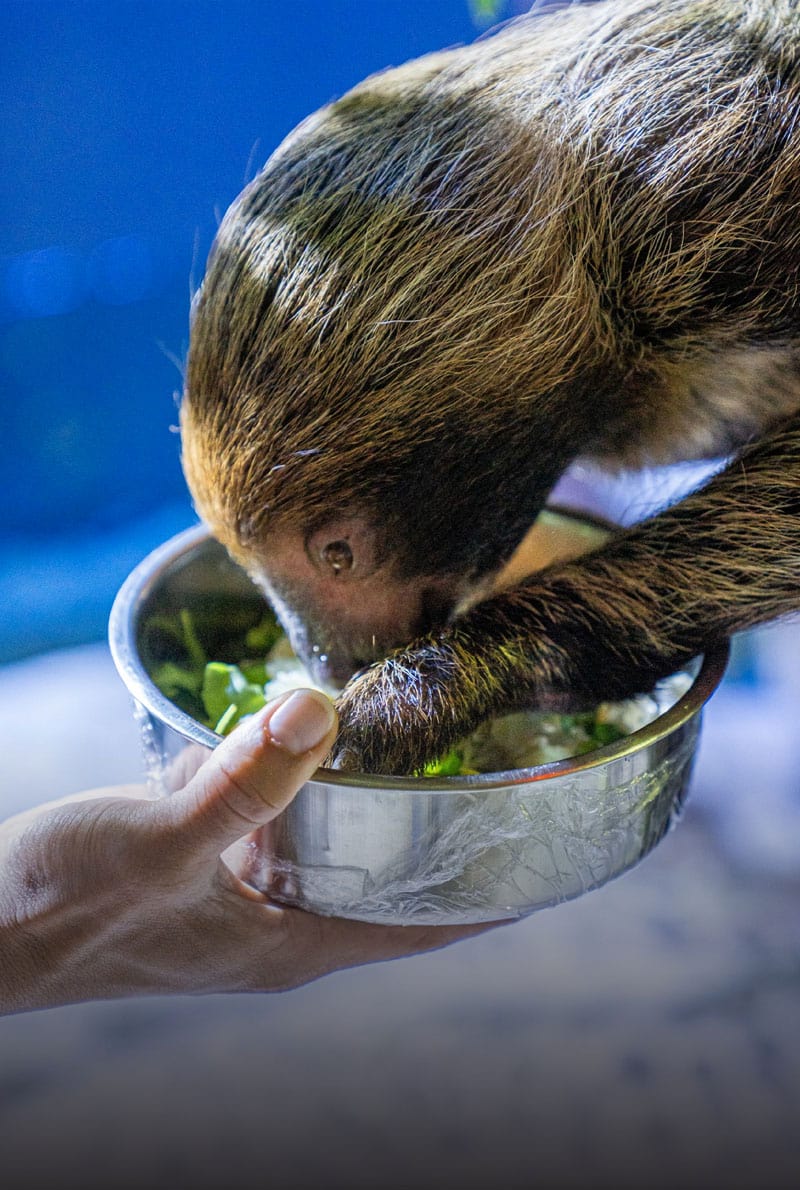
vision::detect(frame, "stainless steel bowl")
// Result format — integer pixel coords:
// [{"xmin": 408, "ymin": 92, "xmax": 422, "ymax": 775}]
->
[{"xmin": 109, "ymin": 512, "xmax": 728, "ymax": 925}]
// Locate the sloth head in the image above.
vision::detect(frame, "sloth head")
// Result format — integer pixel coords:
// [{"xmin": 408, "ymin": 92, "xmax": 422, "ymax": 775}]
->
[{"xmin": 181, "ymin": 36, "xmax": 613, "ymax": 683}]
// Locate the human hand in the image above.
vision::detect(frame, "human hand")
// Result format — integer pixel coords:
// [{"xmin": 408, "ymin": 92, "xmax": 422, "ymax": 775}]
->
[{"xmin": 0, "ymin": 689, "xmax": 491, "ymax": 1016}]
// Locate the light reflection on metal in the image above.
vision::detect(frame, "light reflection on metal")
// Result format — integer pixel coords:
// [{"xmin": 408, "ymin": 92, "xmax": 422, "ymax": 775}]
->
[{"xmin": 110, "ymin": 512, "xmax": 729, "ymax": 925}]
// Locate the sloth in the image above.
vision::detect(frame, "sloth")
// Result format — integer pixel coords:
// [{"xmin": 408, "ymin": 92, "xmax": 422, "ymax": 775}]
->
[{"xmin": 181, "ymin": 0, "xmax": 800, "ymax": 774}]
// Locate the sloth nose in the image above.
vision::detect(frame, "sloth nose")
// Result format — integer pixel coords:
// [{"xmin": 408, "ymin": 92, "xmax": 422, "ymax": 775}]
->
[
  {"xmin": 300, "ymin": 586, "xmax": 459, "ymax": 689},
  {"xmin": 418, "ymin": 587, "xmax": 457, "ymax": 634},
  {"xmin": 306, "ymin": 647, "xmax": 357, "ymax": 689},
  {"xmin": 307, "ymin": 642, "xmax": 383, "ymax": 689}
]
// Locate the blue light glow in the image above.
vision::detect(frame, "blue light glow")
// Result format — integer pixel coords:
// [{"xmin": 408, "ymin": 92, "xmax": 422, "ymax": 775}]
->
[{"xmin": 3, "ymin": 246, "xmax": 86, "ymax": 318}]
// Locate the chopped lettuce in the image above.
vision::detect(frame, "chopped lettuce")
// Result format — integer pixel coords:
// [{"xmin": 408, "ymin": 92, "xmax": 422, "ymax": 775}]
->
[
  {"xmin": 423, "ymin": 749, "xmax": 466, "ymax": 777},
  {"xmin": 148, "ymin": 610, "xmax": 279, "ymax": 733},
  {"xmin": 149, "ymin": 608, "xmax": 634, "ymax": 768},
  {"xmin": 201, "ymin": 661, "xmax": 267, "ymax": 733}
]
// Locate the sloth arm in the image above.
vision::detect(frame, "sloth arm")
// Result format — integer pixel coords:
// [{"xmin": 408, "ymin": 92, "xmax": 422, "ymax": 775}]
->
[{"xmin": 332, "ymin": 408, "xmax": 800, "ymax": 775}]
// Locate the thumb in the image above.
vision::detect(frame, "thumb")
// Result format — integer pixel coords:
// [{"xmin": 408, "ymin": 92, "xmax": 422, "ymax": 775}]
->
[{"xmin": 162, "ymin": 688, "xmax": 337, "ymax": 857}]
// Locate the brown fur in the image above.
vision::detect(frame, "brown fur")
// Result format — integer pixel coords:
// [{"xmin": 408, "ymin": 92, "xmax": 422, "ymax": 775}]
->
[{"xmin": 182, "ymin": 0, "xmax": 800, "ymax": 773}]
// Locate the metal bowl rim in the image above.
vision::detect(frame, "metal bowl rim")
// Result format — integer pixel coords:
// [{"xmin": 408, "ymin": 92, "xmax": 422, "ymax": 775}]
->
[{"xmin": 109, "ymin": 518, "xmax": 729, "ymax": 794}]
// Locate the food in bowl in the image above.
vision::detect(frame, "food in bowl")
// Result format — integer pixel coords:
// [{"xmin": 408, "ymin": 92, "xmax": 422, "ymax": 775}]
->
[
  {"xmin": 111, "ymin": 516, "xmax": 728, "ymax": 923},
  {"xmin": 147, "ymin": 604, "xmax": 692, "ymax": 776}
]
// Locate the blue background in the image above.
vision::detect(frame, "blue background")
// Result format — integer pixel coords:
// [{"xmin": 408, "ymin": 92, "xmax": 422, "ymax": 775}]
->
[
  {"xmin": 2, "ymin": 11, "xmax": 800, "ymax": 1184},
  {"xmin": 0, "ymin": 0, "xmax": 511, "ymax": 661}
]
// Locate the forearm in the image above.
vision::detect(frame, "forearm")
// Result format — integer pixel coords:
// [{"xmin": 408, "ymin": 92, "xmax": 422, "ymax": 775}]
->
[
  {"xmin": 0, "ymin": 844, "xmax": 59, "ymax": 1016},
  {"xmin": 0, "ymin": 823, "xmax": 38, "ymax": 1013},
  {"xmin": 0, "ymin": 918, "xmax": 54, "ymax": 1016},
  {"xmin": 334, "ymin": 411, "xmax": 800, "ymax": 774},
  {"xmin": 0, "ymin": 823, "xmax": 100, "ymax": 1016},
  {"xmin": 502, "ymin": 411, "xmax": 800, "ymax": 700}
]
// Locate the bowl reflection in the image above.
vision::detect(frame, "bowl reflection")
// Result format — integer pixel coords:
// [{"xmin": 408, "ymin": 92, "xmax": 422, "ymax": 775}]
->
[{"xmin": 109, "ymin": 510, "xmax": 728, "ymax": 925}]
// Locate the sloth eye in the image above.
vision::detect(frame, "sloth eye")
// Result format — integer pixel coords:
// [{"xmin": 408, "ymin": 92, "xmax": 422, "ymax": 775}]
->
[
  {"xmin": 306, "ymin": 518, "xmax": 379, "ymax": 579},
  {"xmin": 321, "ymin": 540, "xmax": 354, "ymax": 575}
]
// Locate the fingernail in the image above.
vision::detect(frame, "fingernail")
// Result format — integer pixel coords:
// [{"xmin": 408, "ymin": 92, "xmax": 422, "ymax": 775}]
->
[{"xmin": 266, "ymin": 689, "xmax": 336, "ymax": 755}]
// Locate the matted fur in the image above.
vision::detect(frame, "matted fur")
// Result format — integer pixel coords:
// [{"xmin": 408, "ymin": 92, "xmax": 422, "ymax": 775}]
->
[{"xmin": 183, "ymin": 0, "xmax": 800, "ymax": 773}]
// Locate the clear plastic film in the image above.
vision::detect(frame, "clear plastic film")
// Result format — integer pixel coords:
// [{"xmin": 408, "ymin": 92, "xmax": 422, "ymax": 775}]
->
[
  {"xmin": 135, "ymin": 692, "xmax": 701, "ymax": 925},
  {"xmin": 111, "ymin": 522, "xmax": 725, "ymax": 926}
]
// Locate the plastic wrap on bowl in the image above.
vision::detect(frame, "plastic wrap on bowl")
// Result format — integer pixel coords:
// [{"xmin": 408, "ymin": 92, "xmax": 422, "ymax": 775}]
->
[{"xmin": 110, "ymin": 514, "xmax": 727, "ymax": 925}]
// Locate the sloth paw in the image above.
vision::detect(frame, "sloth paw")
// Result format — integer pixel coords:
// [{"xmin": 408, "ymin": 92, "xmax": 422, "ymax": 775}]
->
[{"xmin": 329, "ymin": 644, "xmax": 476, "ymax": 777}]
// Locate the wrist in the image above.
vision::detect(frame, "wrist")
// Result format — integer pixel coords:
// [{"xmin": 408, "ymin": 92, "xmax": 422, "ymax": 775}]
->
[
  {"xmin": 0, "ymin": 911, "xmax": 49, "ymax": 1016},
  {"xmin": 0, "ymin": 819, "xmax": 83, "ymax": 1016}
]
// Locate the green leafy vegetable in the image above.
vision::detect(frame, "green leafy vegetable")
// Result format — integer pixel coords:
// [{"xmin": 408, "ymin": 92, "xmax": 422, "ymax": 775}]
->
[
  {"xmin": 240, "ymin": 661, "xmax": 269, "ymax": 686},
  {"xmin": 423, "ymin": 750, "xmax": 465, "ymax": 777},
  {"xmin": 244, "ymin": 616, "xmax": 283, "ymax": 655},
  {"xmin": 590, "ymin": 721, "xmax": 627, "ymax": 747},
  {"xmin": 201, "ymin": 661, "xmax": 267, "ymax": 734},
  {"xmin": 148, "ymin": 607, "xmax": 637, "ymax": 765},
  {"xmin": 145, "ymin": 608, "xmax": 284, "ymax": 732},
  {"xmin": 150, "ymin": 661, "xmax": 203, "ymax": 702},
  {"xmin": 179, "ymin": 607, "xmax": 207, "ymax": 672}
]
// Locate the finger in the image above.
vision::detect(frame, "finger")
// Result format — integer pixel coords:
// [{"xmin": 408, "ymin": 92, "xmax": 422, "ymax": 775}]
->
[
  {"xmin": 159, "ymin": 689, "xmax": 337, "ymax": 857},
  {"xmin": 163, "ymin": 742, "xmax": 216, "ymax": 794}
]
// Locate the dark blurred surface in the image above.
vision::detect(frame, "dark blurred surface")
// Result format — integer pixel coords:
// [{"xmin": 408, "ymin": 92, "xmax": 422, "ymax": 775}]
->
[{"xmin": 1, "ymin": 627, "xmax": 800, "ymax": 1190}]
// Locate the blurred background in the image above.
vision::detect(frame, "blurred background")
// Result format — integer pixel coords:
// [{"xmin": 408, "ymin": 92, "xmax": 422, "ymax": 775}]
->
[
  {"xmin": 1, "ymin": 3, "xmax": 799, "ymax": 1188},
  {"xmin": 1, "ymin": 0, "xmax": 522, "ymax": 661}
]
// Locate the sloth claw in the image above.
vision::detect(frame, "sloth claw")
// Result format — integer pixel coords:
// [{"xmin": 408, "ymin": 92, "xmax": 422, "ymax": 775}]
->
[{"xmin": 330, "ymin": 654, "xmax": 457, "ymax": 776}]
